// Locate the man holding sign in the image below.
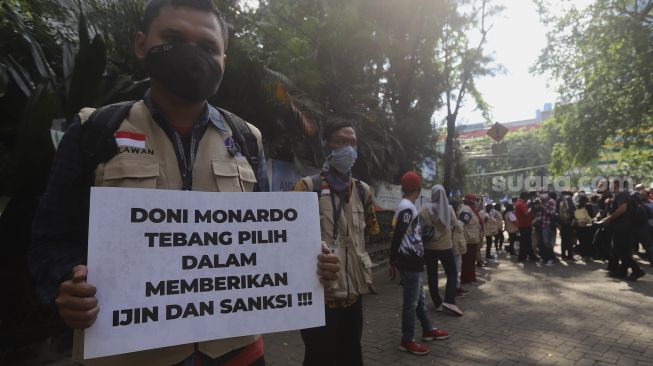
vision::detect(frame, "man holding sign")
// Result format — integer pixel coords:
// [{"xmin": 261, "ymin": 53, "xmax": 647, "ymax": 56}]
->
[{"xmin": 29, "ymin": 1, "xmax": 339, "ymax": 365}]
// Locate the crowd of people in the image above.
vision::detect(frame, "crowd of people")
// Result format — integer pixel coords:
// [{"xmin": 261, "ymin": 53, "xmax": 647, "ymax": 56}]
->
[{"xmin": 386, "ymin": 175, "xmax": 652, "ymax": 356}]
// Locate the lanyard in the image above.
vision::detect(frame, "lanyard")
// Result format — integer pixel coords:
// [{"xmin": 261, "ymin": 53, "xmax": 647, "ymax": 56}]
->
[
  {"xmin": 330, "ymin": 190, "xmax": 346, "ymax": 241},
  {"xmin": 174, "ymin": 130, "xmax": 198, "ymax": 191}
]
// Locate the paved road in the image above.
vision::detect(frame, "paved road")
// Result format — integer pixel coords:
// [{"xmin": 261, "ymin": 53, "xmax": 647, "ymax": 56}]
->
[{"xmin": 264, "ymin": 253, "xmax": 653, "ymax": 366}]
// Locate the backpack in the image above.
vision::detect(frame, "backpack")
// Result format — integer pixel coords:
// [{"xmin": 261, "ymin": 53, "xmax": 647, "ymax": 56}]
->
[
  {"xmin": 573, "ymin": 207, "xmax": 590, "ymax": 227},
  {"xmin": 629, "ymin": 194, "xmax": 651, "ymax": 226},
  {"xmin": 79, "ymin": 101, "xmax": 260, "ymax": 186},
  {"xmin": 559, "ymin": 198, "xmax": 571, "ymax": 224}
]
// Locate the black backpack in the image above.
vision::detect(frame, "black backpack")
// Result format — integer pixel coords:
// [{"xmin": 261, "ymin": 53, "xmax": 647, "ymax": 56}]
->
[
  {"xmin": 629, "ymin": 193, "xmax": 651, "ymax": 226},
  {"xmin": 79, "ymin": 101, "xmax": 260, "ymax": 185}
]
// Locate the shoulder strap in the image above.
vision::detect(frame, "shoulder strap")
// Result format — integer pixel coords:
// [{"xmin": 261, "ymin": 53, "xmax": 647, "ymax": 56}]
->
[
  {"xmin": 354, "ymin": 179, "xmax": 368, "ymax": 206},
  {"xmin": 217, "ymin": 108, "xmax": 260, "ymax": 174},
  {"xmin": 309, "ymin": 174, "xmax": 322, "ymax": 198},
  {"xmin": 80, "ymin": 101, "xmax": 136, "ymax": 182}
]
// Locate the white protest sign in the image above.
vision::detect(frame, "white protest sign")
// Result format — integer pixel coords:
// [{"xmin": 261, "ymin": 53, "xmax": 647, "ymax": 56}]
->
[{"xmin": 84, "ymin": 187, "xmax": 324, "ymax": 359}]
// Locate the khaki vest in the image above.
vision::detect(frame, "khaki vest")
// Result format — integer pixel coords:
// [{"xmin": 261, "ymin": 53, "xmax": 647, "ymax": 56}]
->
[
  {"xmin": 493, "ymin": 209, "xmax": 504, "ymax": 230},
  {"xmin": 302, "ymin": 177, "xmax": 373, "ymax": 301},
  {"xmin": 73, "ymin": 101, "xmax": 260, "ymax": 366},
  {"xmin": 452, "ymin": 219, "xmax": 467, "ymax": 256},
  {"xmin": 461, "ymin": 204, "xmax": 482, "ymax": 245},
  {"xmin": 483, "ymin": 211, "xmax": 499, "ymax": 236},
  {"xmin": 418, "ymin": 208, "xmax": 453, "ymax": 251},
  {"xmin": 505, "ymin": 212, "xmax": 518, "ymax": 233}
]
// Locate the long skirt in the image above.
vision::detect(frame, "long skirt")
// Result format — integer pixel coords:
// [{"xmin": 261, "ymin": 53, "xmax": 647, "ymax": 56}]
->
[{"xmin": 461, "ymin": 243, "xmax": 479, "ymax": 284}]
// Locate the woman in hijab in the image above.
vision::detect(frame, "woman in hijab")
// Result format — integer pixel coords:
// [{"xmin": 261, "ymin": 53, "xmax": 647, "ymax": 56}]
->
[
  {"xmin": 460, "ymin": 194, "xmax": 483, "ymax": 284},
  {"xmin": 483, "ymin": 203, "xmax": 499, "ymax": 260},
  {"xmin": 419, "ymin": 185, "xmax": 464, "ymax": 316}
]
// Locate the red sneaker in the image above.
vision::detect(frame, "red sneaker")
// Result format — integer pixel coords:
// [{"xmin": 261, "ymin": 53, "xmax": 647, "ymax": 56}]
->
[
  {"xmin": 456, "ymin": 287, "xmax": 468, "ymax": 297},
  {"xmin": 399, "ymin": 341, "xmax": 430, "ymax": 355},
  {"xmin": 422, "ymin": 329, "xmax": 450, "ymax": 341}
]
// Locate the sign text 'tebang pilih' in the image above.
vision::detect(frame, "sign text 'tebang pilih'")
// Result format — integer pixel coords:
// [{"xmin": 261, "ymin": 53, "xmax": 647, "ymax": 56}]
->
[{"xmin": 84, "ymin": 188, "xmax": 324, "ymax": 359}]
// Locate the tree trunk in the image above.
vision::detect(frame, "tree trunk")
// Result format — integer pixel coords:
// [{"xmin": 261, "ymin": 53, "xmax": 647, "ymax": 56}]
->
[{"xmin": 443, "ymin": 113, "xmax": 457, "ymax": 194}]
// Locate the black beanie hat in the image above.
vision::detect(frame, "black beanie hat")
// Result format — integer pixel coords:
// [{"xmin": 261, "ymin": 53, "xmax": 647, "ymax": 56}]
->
[{"xmin": 322, "ymin": 118, "xmax": 354, "ymax": 142}]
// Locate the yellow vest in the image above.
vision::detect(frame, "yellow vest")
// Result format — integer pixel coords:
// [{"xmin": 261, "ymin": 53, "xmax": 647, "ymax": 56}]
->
[
  {"xmin": 73, "ymin": 101, "xmax": 260, "ymax": 366},
  {"xmin": 302, "ymin": 177, "xmax": 373, "ymax": 301}
]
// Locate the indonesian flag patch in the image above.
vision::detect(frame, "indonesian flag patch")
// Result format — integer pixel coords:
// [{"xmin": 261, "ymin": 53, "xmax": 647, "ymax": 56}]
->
[
  {"xmin": 115, "ymin": 131, "xmax": 146, "ymax": 149},
  {"xmin": 320, "ymin": 181, "xmax": 330, "ymax": 196}
]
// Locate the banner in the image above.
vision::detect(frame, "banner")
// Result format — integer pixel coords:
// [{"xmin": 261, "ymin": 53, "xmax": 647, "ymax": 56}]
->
[
  {"xmin": 270, "ymin": 159, "xmax": 320, "ymax": 192},
  {"xmin": 374, "ymin": 184, "xmax": 432, "ymax": 211},
  {"xmin": 84, "ymin": 187, "xmax": 324, "ymax": 359}
]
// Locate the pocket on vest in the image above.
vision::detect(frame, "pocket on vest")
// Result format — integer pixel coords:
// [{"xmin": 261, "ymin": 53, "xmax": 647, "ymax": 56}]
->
[
  {"xmin": 356, "ymin": 251, "xmax": 373, "ymax": 288},
  {"xmin": 351, "ymin": 209, "xmax": 365, "ymax": 232},
  {"xmin": 212, "ymin": 159, "xmax": 257, "ymax": 192},
  {"xmin": 101, "ymin": 157, "xmax": 159, "ymax": 189}
]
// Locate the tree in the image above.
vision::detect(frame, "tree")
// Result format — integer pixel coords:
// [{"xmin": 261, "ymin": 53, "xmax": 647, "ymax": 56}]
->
[
  {"xmin": 463, "ymin": 121, "xmax": 557, "ymax": 198},
  {"xmin": 0, "ymin": 1, "xmax": 147, "ymax": 196},
  {"xmin": 440, "ymin": 0, "xmax": 500, "ymax": 193},
  {"xmin": 239, "ymin": 0, "xmax": 452, "ymax": 183},
  {"xmin": 534, "ymin": 0, "xmax": 653, "ymax": 173}
]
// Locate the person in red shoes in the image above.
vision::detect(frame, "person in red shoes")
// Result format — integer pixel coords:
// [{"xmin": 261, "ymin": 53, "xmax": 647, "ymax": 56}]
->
[{"xmin": 389, "ymin": 172, "xmax": 449, "ymax": 355}]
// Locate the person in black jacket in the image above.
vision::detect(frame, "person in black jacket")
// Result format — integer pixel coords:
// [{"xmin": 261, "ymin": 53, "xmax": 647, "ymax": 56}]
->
[{"xmin": 599, "ymin": 180, "xmax": 645, "ymax": 281}]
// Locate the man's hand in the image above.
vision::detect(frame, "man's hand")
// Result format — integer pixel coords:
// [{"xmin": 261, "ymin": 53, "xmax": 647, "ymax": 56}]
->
[
  {"xmin": 55, "ymin": 265, "xmax": 99, "ymax": 329},
  {"xmin": 388, "ymin": 263, "xmax": 397, "ymax": 280},
  {"xmin": 318, "ymin": 242, "xmax": 340, "ymax": 287}
]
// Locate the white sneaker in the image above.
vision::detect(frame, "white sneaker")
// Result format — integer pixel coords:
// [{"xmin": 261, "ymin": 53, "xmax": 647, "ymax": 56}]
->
[{"xmin": 442, "ymin": 303, "xmax": 464, "ymax": 316}]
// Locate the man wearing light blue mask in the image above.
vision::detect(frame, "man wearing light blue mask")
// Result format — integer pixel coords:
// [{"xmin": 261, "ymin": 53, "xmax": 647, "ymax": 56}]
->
[
  {"xmin": 293, "ymin": 119, "xmax": 380, "ymax": 366},
  {"xmin": 320, "ymin": 122, "xmax": 358, "ymax": 191}
]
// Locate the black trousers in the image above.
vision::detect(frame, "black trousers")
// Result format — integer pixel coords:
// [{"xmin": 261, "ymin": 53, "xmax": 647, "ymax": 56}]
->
[
  {"xmin": 576, "ymin": 226, "xmax": 595, "ymax": 257},
  {"xmin": 594, "ymin": 226, "xmax": 612, "ymax": 261},
  {"xmin": 507, "ymin": 232, "xmax": 518, "ymax": 255},
  {"xmin": 301, "ymin": 297, "xmax": 363, "ymax": 366},
  {"xmin": 424, "ymin": 248, "xmax": 457, "ymax": 306},
  {"xmin": 560, "ymin": 223, "xmax": 574, "ymax": 258},
  {"xmin": 609, "ymin": 230, "xmax": 641, "ymax": 276},
  {"xmin": 485, "ymin": 235, "xmax": 494, "ymax": 257},
  {"xmin": 518, "ymin": 226, "xmax": 536, "ymax": 261},
  {"xmin": 631, "ymin": 225, "xmax": 653, "ymax": 261},
  {"xmin": 494, "ymin": 232, "xmax": 504, "ymax": 251}
]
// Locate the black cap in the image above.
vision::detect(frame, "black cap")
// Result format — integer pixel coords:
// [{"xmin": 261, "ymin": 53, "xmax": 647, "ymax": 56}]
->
[{"xmin": 322, "ymin": 118, "xmax": 354, "ymax": 142}]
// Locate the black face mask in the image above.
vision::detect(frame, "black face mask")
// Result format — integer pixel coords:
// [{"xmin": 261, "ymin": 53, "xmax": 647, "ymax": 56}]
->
[{"xmin": 144, "ymin": 43, "xmax": 223, "ymax": 102}]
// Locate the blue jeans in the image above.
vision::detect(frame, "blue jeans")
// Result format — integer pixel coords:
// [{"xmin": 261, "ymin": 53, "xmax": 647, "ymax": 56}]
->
[
  {"xmin": 400, "ymin": 270, "xmax": 433, "ymax": 343},
  {"xmin": 541, "ymin": 226, "xmax": 556, "ymax": 261}
]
